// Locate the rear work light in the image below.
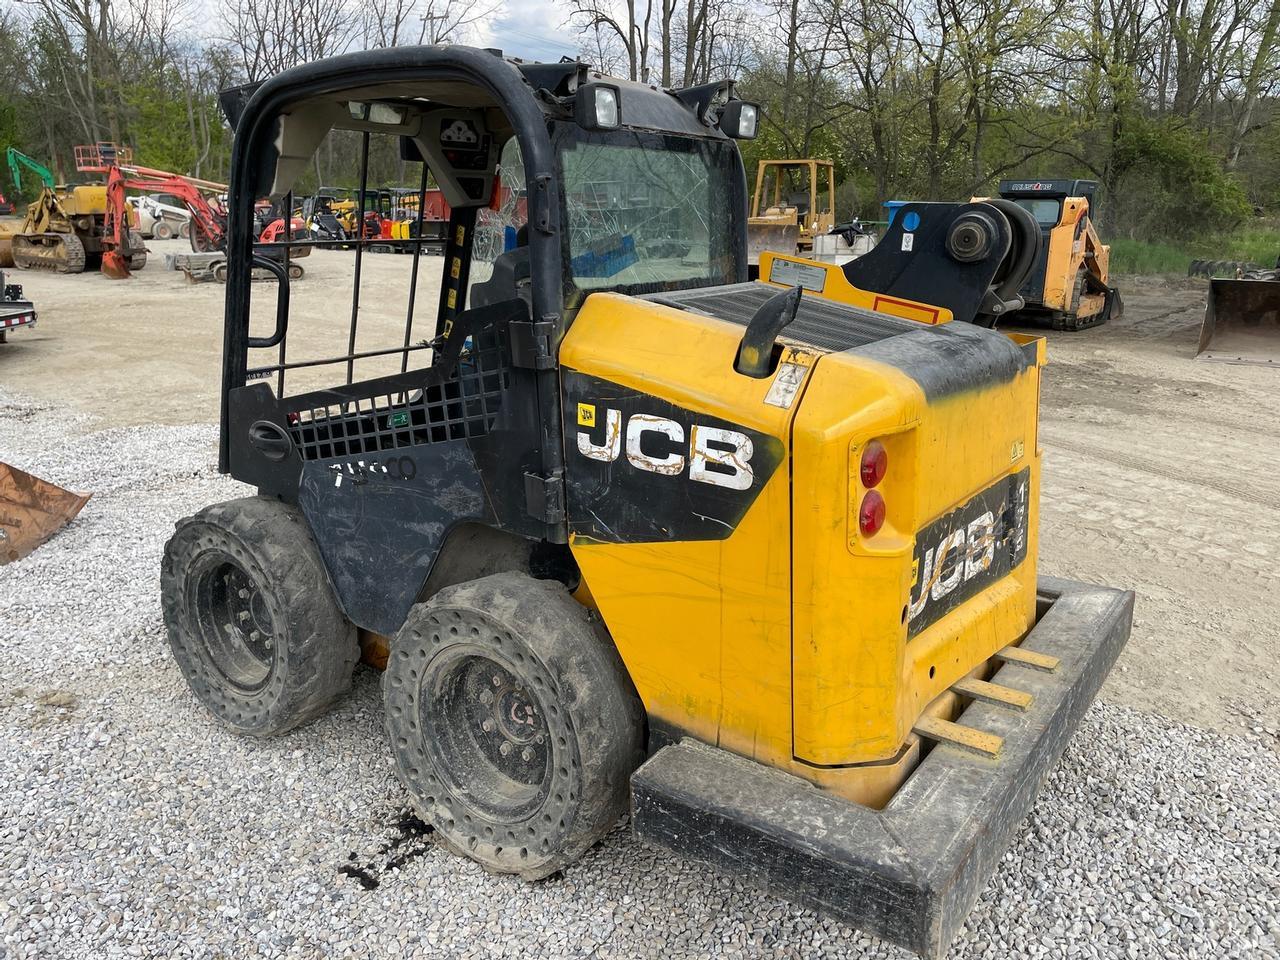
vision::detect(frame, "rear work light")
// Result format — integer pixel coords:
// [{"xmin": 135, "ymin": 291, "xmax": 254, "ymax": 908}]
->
[
  {"xmin": 859, "ymin": 490, "xmax": 886, "ymax": 537},
  {"xmin": 860, "ymin": 440, "xmax": 887, "ymax": 488}
]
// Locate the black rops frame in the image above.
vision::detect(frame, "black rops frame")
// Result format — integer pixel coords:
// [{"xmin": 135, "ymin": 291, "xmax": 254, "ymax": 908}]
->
[{"xmin": 219, "ymin": 46, "xmax": 569, "ymax": 538}]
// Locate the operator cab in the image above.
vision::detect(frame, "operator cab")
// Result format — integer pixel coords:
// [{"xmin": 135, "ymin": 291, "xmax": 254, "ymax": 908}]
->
[{"xmin": 217, "ymin": 47, "xmax": 759, "ymax": 631}]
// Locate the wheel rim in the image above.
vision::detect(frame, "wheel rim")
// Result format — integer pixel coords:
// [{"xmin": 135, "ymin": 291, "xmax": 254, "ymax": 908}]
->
[
  {"xmin": 188, "ymin": 554, "xmax": 277, "ymax": 691},
  {"xmin": 422, "ymin": 650, "xmax": 552, "ymax": 822}
]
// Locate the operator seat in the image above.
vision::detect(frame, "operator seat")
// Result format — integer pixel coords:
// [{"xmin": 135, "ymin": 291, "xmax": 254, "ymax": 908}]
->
[{"xmin": 470, "ymin": 225, "xmax": 531, "ymax": 308}]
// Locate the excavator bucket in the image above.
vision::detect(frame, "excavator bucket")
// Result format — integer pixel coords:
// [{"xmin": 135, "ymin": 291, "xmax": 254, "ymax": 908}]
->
[
  {"xmin": 0, "ymin": 463, "xmax": 91, "ymax": 564},
  {"xmin": 100, "ymin": 250, "xmax": 131, "ymax": 280},
  {"xmin": 1196, "ymin": 278, "xmax": 1280, "ymax": 365}
]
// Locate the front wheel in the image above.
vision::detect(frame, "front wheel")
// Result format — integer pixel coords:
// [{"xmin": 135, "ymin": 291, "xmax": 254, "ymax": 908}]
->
[
  {"xmin": 384, "ymin": 573, "xmax": 644, "ymax": 879},
  {"xmin": 161, "ymin": 496, "xmax": 358, "ymax": 736}
]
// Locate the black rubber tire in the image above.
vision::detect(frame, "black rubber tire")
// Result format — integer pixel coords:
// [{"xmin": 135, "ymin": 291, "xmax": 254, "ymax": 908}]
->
[
  {"xmin": 126, "ymin": 231, "xmax": 148, "ymax": 271},
  {"xmin": 161, "ymin": 496, "xmax": 358, "ymax": 737},
  {"xmin": 153, "ymin": 220, "xmax": 174, "ymax": 241},
  {"xmin": 384, "ymin": 573, "xmax": 644, "ymax": 880}
]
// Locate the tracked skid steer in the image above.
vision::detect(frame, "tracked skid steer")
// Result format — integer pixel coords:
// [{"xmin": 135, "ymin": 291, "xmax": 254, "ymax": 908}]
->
[{"xmin": 160, "ymin": 47, "xmax": 1134, "ymax": 958}]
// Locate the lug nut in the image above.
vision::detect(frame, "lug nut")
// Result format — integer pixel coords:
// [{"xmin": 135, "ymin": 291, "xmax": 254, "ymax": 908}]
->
[
  {"xmin": 238, "ymin": 589, "xmax": 250, "ymax": 599},
  {"xmin": 238, "ymin": 611, "xmax": 251, "ymax": 622},
  {"xmin": 521, "ymin": 747, "xmax": 534, "ymax": 762},
  {"xmin": 481, "ymin": 719, "xmax": 495, "ymax": 733},
  {"xmin": 499, "ymin": 741, "xmax": 512, "ymax": 756},
  {"xmin": 479, "ymin": 689, "xmax": 494, "ymax": 705},
  {"xmin": 492, "ymin": 675, "xmax": 502, "ymax": 686}
]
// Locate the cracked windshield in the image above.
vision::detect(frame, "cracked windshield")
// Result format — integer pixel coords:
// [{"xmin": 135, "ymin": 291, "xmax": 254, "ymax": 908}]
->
[{"xmin": 560, "ymin": 133, "xmax": 734, "ymax": 291}]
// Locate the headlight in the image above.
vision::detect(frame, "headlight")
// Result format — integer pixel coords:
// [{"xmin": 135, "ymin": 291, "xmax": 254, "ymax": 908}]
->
[
  {"xmin": 718, "ymin": 100, "xmax": 760, "ymax": 139},
  {"xmin": 576, "ymin": 83, "xmax": 621, "ymax": 131}
]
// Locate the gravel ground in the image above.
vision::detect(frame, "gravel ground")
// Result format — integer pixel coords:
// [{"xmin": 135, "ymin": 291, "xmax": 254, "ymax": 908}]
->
[{"xmin": 2, "ymin": 390, "xmax": 1278, "ymax": 960}]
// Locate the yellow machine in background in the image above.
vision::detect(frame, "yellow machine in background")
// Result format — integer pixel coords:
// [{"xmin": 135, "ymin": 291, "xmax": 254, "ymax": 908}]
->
[
  {"xmin": 979, "ymin": 179, "xmax": 1122, "ymax": 330},
  {"xmin": 0, "ymin": 183, "xmax": 142, "ymax": 273},
  {"xmin": 747, "ymin": 159, "xmax": 835, "ymax": 263}
]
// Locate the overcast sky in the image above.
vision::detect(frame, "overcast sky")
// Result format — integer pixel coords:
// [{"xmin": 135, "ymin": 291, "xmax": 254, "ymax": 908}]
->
[{"xmin": 471, "ymin": 1, "xmax": 584, "ymax": 63}]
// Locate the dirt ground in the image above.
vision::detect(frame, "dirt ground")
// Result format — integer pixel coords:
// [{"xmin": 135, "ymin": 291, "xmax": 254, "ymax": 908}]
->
[{"xmin": 2, "ymin": 237, "xmax": 1277, "ymax": 738}]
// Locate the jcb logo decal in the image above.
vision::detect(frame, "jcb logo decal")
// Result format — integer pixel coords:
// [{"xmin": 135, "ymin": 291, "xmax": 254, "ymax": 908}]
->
[
  {"xmin": 907, "ymin": 469, "xmax": 1030, "ymax": 636},
  {"xmin": 576, "ymin": 408, "xmax": 754, "ymax": 491},
  {"xmin": 563, "ymin": 370, "xmax": 783, "ymax": 544}
]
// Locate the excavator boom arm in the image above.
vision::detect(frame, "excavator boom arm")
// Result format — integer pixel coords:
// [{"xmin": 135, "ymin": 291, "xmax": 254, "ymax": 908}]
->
[{"xmin": 5, "ymin": 148, "xmax": 56, "ymax": 193}]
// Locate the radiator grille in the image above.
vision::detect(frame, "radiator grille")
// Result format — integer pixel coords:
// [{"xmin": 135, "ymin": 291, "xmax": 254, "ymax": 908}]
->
[{"xmin": 647, "ymin": 282, "xmax": 919, "ymax": 352}]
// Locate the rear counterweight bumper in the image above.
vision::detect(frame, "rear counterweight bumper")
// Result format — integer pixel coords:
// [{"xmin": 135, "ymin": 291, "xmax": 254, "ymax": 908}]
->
[{"xmin": 630, "ymin": 576, "xmax": 1134, "ymax": 959}]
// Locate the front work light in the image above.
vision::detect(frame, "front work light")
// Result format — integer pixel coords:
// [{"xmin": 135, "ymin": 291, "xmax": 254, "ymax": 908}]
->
[
  {"xmin": 718, "ymin": 100, "xmax": 760, "ymax": 139},
  {"xmin": 348, "ymin": 101, "xmax": 408, "ymax": 125},
  {"xmin": 576, "ymin": 83, "xmax": 621, "ymax": 130}
]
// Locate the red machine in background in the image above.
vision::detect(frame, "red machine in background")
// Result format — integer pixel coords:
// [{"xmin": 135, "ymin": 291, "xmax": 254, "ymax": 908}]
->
[
  {"xmin": 76, "ymin": 143, "xmax": 231, "ymax": 278},
  {"xmin": 75, "ymin": 143, "xmax": 309, "ymax": 279}
]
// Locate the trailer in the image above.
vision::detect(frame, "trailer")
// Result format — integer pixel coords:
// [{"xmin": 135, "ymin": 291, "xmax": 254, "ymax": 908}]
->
[{"xmin": 0, "ymin": 271, "xmax": 36, "ymax": 342}]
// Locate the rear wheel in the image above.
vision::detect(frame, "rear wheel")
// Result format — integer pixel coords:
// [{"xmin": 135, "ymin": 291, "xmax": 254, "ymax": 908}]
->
[
  {"xmin": 161, "ymin": 496, "xmax": 358, "ymax": 736},
  {"xmin": 190, "ymin": 227, "xmax": 217, "ymax": 253},
  {"xmin": 384, "ymin": 573, "xmax": 644, "ymax": 879},
  {"xmin": 153, "ymin": 220, "xmax": 174, "ymax": 240}
]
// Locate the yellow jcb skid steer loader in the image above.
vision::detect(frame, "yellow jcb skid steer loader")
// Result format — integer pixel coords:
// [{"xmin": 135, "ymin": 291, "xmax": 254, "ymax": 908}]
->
[{"xmin": 161, "ymin": 49, "xmax": 1134, "ymax": 959}]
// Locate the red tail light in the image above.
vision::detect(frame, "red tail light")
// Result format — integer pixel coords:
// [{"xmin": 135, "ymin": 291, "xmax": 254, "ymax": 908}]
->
[
  {"xmin": 859, "ymin": 490, "xmax": 886, "ymax": 537},
  {"xmin": 860, "ymin": 440, "xmax": 887, "ymax": 488}
]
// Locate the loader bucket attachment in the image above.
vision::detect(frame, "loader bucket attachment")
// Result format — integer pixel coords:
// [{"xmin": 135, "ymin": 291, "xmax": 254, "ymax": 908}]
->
[
  {"xmin": 0, "ymin": 463, "xmax": 91, "ymax": 564},
  {"xmin": 1196, "ymin": 278, "xmax": 1280, "ymax": 365},
  {"xmin": 101, "ymin": 250, "xmax": 131, "ymax": 280},
  {"xmin": 747, "ymin": 223, "xmax": 799, "ymax": 267}
]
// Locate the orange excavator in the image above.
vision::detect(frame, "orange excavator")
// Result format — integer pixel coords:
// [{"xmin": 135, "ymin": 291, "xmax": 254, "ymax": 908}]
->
[
  {"xmin": 74, "ymin": 144, "xmax": 232, "ymax": 278},
  {"xmin": 75, "ymin": 143, "xmax": 309, "ymax": 280}
]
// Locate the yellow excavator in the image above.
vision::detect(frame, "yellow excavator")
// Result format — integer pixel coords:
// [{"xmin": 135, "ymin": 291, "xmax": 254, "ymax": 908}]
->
[{"xmin": 0, "ymin": 146, "xmax": 145, "ymax": 275}]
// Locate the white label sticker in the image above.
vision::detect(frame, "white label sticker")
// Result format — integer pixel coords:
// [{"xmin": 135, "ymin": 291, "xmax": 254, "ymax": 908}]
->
[
  {"xmin": 901, "ymin": 233, "xmax": 915, "ymax": 252},
  {"xmin": 763, "ymin": 361, "xmax": 807, "ymax": 409},
  {"xmin": 768, "ymin": 258, "xmax": 827, "ymax": 292}
]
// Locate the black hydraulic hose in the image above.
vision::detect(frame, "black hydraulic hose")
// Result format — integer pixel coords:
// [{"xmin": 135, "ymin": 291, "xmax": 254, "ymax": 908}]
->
[{"xmin": 985, "ymin": 198, "xmax": 1040, "ymax": 305}]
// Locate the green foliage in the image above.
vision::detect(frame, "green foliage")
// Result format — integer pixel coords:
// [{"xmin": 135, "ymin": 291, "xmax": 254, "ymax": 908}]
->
[
  {"xmin": 1109, "ymin": 116, "xmax": 1251, "ymax": 238},
  {"xmin": 1110, "ymin": 222, "xmax": 1280, "ymax": 274},
  {"xmin": 0, "ymin": 98, "xmax": 19, "ymax": 196},
  {"xmin": 124, "ymin": 78, "xmax": 198, "ymax": 174}
]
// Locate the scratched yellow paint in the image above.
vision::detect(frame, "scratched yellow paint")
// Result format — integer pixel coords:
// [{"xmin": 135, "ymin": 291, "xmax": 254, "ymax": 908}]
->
[
  {"xmin": 790, "ymin": 341, "xmax": 1043, "ymax": 764},
  {"xmin": 758, "ymin": 251, "xmax": 955, "ymax": 324},
  {"xmin": 561, "ymin": 290, "xmax": 1046, "ymax": 803},
  {"xmin": 561, "ymin": 294, "xmax": 808, "ymax": 769}
]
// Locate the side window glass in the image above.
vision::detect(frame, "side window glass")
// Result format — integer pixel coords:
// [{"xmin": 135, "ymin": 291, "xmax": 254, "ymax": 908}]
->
[{"xmin": 468, "ymin": 136, "xmax": 528, "ymax": 290}]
